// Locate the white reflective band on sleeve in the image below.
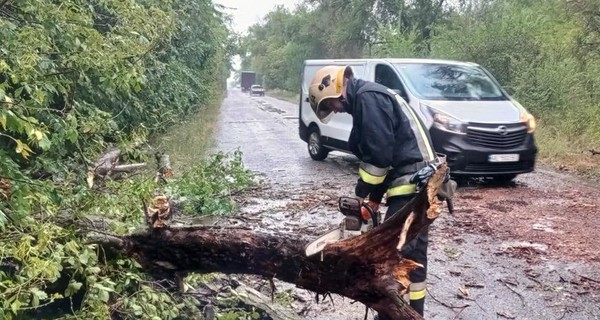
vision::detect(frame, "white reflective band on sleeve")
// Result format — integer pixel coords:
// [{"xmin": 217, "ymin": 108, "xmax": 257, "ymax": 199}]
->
[
  {"xmin": 358, "ymin": 162, "xmax": 388, "ymax": 185},
  {"xmin": 359, "ymin": 162, "xmax": 389, "ymax": 175},
  {"xmin": 410, "ymin": 282, "xmax": 427, "ymax": 291}
]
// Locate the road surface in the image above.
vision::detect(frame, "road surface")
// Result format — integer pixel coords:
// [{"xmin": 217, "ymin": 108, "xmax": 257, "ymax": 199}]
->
[{"xmin": 213, "ymin": 89, "xmax": 600, "ymax": 320}]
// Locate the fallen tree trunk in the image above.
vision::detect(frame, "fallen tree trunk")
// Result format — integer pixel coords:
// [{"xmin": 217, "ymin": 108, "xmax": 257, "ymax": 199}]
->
[
  {"xmin": 92, "ymin": 148, "xmax": 147, "ymax": 178},
  {"xmin": 100, "ymin": 164, "xmax": 449, "ymax": 320},
  {"xmin": 94, "ymin": 148, "xmax": 120, "ymax": 177}
]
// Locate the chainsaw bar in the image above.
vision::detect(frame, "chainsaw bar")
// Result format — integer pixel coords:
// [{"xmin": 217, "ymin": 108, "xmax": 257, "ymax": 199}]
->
[{"xmin": 304, "ymin": 227, "xmax": 342, "ymax": 257}]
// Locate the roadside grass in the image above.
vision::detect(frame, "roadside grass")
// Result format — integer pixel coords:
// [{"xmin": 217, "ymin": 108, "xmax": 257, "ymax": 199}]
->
[
  {"xmin": 149, "ymin": 94, "xmax": 255, "ymax": 216},
  {"xmin": 267, "ymin": 89, "xmax": 300, "ymax": 104},
  {"xmin": 151, "ymin": 96, "xmax": 223, "ymax": 173},
  {"xmin": 535, "ymin": 123, "xmax": 600, "ymax": 179}
]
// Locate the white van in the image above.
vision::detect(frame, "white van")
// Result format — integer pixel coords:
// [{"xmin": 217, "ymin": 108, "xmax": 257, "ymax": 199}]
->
[{"xmin": 298, "ymin": 59, "xmax": 538, "ymax": 180}]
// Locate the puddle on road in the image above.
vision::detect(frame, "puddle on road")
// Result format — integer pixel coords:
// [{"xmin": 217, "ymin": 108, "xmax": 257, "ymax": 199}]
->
[
  {"xmin": 240, "ymin": 197, "xmax": 291, "ymax": 215},
  {"xmin": 238, "ymin": 196, "xmax": 342, "ymax": 236},
  {"xmin": 256, "ymin": 100, "xmax": 286, "ymax": 114},
  {"xmin": 499, "ymin": 241, "xmax": 549, "ymax": 253}
]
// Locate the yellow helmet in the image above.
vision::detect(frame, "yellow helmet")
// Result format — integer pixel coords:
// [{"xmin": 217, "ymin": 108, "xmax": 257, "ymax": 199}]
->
[{"xmin": 308, "ymin": 65, "xmax": 353, "ymax": 122}]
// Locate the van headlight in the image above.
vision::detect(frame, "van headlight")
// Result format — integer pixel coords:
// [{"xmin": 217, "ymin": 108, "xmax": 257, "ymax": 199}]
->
[
  {"xmin": 520, "ymin": 112, "xmax": 536, "ymax": 133},
  {"xmin": 430, "ymin": 109, "xmax": 466, "ymax": 134}
]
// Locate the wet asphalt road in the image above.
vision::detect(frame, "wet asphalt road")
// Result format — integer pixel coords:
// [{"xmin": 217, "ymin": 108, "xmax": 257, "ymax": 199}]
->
[
  {"xmin": 213, "ymin": 89, "xmax": 600, "ymax": 320},
  {"xmin": 214, "ymin": 89, "xmax": 357, "ymax": 187}
]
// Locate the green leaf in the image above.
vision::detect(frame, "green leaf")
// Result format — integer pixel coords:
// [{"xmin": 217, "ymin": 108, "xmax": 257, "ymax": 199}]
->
[
  {"xmin": 34, "ymin": 90, "xmax": 45, "ymax": 105},
  {"xmin": 30, "ymin": 287, "xmax": 48, "ymax": 307},
  {"xmin": 87, "ymin": 266, "xmax": 101, "ymax": 274},
  {"xmin": 14, "ymin": 87, "xmax": 23, "ymax": 98},
  {"xmin": 93, "ymin": 283, "xmax": 115, "ymax": 293},
  {"xmin": 132, "ymin": 304, "xmax": 143, "ymax": 316},
  {"xmin": 97, "ymin": 289, "xmax": 109, "ymax": 303},
  {"xmin": 11, "ymin": 299, "xmax": 21, "ymax": 314},
  {"xmin": 78, "ymin": 250, "xmax": 91, "ymax": 265},
  {"xmin": 37, "ymin": 136, "xmax": 51, "ymax": 150},
  {"xmin": 66, "ymin": 128, "xmax": 78, "ymax": 143},
  {"xmin": 65, "ymin": 281, "xmax": 83, "ymax": 297}
]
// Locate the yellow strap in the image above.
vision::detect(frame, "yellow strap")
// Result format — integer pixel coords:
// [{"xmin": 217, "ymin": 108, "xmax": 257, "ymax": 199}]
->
[
  {"xmin": 335, "ymin": 68, "xmax": 344, "ymax": 94},
  {"xmin": 392, "ymin": 93, "xmax": 435, "ymax": 160},
  {"xmin": 409, "ymin": 289, "xmax": 426, "ymax": 300},
  {"xmin": 359, "ymin": 167, "xmax": 386, "ymax": 185},
  {"xmin": 387, "ymin": 183, "xmax": 417, "ymax": 197},
  {"xmin": 405, "ymin": 104, "xmax": 435, "ymax": 160}
]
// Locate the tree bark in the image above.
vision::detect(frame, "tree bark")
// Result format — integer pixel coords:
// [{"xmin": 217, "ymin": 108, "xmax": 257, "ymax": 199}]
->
[
  {"xmin": 94, "ymin": 148, "xmax": 120, "ymax": 177},
  {"xmin": 104, "ymin": 164, "xmax": 449, "ymax": 320}
]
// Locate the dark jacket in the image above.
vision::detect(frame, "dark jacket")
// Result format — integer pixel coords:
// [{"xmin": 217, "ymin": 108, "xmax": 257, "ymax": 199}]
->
[{"xmin": 344, "ymin": 78, "xmax": 436, "ymax": 201}]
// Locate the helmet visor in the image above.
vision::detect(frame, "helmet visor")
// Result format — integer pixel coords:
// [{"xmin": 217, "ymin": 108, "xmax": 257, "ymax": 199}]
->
[{"xmin": 314, "ymin": 98, "xmax": 339, "ymax": 123}]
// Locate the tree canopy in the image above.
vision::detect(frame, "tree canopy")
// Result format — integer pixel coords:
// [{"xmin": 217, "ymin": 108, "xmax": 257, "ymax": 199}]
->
[{"xmin": 1, "ymin": 1, "xmax": 239, "ymax": 318}]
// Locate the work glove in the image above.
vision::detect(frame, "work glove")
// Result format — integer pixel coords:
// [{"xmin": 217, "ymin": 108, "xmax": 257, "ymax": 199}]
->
[{"xmin": 410, "ymin": 164, "xmax": 436, "ymax": 188}]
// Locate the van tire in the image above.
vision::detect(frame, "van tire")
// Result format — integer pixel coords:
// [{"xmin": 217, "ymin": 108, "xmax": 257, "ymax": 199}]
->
[{"xmin": 308, "ymin": 128, "xmax": 329, "ymax": 161}]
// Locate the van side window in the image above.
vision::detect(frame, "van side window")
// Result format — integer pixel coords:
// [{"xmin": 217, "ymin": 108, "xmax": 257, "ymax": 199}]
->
[{"xmin": 375, "ymin": 64, "xmax": 408, "ymax": 100}]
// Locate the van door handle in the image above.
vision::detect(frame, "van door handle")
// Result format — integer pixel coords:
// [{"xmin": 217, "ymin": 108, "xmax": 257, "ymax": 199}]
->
[{"xmin": 305, "ymin": 97, "xmax": 309, "ymax": 102}]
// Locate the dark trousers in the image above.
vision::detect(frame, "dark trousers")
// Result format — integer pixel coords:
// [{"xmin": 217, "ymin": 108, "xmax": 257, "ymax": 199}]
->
[
  {"xmin": 376, "ymin": 195, "xmax": 429, "ymax": 319},
  {"xmin": 386, "ymin": 195, "xmax": 429, "ymax": 283}
]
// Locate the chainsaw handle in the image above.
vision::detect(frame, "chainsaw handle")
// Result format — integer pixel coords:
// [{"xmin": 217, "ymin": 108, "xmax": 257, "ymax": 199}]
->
[{"xmin": 361, "ymin": 203, "xmax": 379, "ymax": 227}]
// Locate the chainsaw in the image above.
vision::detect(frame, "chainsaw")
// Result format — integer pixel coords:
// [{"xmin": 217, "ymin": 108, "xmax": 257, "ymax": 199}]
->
[
  {"xmin": 305, "ymin": 197, "xmax": 379, "ymax": 257},
  {"xmin": 303, "ymin": 191, "xmax": 455, "ymax": 257}
]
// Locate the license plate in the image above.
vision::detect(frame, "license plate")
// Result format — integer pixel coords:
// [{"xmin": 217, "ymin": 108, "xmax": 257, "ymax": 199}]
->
[{"xmin": 488, "ymin": 154, "xmax": 519, "ymax": 162}]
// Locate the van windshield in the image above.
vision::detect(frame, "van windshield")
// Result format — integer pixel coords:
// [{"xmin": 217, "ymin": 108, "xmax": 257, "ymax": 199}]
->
[{"xmin": 393, "ymin": 63, "xmax": 507, "ymax": 101}]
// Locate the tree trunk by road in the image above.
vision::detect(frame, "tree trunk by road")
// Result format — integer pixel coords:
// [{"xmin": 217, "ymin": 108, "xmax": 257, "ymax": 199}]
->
[{"xmin": 100, "ymin": 164, "xmax": 449, "ymax": 320}]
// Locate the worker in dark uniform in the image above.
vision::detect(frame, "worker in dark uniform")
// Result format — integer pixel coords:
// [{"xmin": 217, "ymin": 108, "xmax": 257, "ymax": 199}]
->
[{"xmin": 308, "ymin": 65, "xmax": 438, "ymax": 317}]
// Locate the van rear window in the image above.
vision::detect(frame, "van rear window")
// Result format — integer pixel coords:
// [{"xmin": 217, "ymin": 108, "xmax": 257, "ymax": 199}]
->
[{"xmin": 393, "ymin": 63, "xmax": 507, "ymax": 101}]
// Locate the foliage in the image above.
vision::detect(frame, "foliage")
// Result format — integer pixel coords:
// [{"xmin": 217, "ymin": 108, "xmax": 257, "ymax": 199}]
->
[
  {"xmin": 240, "ymin": 0, "xmax": 450, "ymax": 91},
  {"xmin": 0, "ymin": 0, "xmax": 247, "ymax": 318},
  {"xmin": 373, "ymin": 28, "xmax": 424, "ymax": 58},
  {"xmin": 0, "ymin": 0, "xmax": 233, "ymax": 225},
  {"xmin": 167, "ymin": 151, "xmax": 254, "ymax": 216},
  {"xmin": 240, "ymin": 5, "xmax": 326, "ymax": 92},
  {"xmin": 0, "ymin": 151, "xmax": 253, "ymax": 319}
]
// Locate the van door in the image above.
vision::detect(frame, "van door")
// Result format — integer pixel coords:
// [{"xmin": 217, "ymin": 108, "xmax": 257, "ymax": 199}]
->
[
  {"xmin": 373, "ymin": 63, "xmax": 410, "ymax": 103},
  {"xmin": 372, "ymin": 62, "xmax": 430, "ymax": 126}
]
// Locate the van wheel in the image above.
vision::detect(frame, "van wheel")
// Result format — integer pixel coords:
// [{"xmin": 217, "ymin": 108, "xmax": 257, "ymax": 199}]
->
[{"xmin": 308, "ymin": 129, "xmax": 329, "ymax": 161}]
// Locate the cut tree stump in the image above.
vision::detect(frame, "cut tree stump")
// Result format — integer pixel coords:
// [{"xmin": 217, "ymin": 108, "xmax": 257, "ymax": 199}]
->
[{"xmin": 98, "ymin": 163, "xmax": 450, "ymax": 320}]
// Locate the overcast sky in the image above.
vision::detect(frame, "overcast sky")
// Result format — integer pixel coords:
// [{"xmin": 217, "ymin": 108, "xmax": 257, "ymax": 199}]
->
[
  {"xmin": 216, "ymin": 0, "xmax": 303, "ymax": 77},
  {"xmin": 216, "ymin": 0, "xmax": 303, "ymax": 34}
]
